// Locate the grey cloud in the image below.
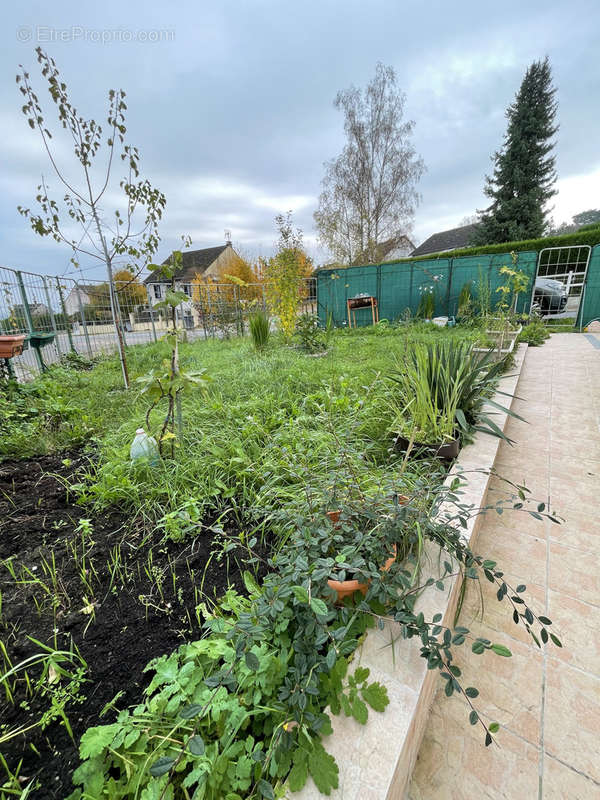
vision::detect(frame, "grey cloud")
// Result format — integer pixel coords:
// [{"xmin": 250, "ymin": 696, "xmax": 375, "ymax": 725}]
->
[{"xmin": 2, "ymin": 0, "xmax": 599, "ymax": 277}]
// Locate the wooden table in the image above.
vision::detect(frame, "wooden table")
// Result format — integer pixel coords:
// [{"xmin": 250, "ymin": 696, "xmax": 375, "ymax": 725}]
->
[{"xmin": 346, "ymin": 296, "xmax": 379, "ymax": 328}]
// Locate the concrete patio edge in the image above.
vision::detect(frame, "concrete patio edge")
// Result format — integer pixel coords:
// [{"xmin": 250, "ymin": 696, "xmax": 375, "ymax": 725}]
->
[{"xmin": 288, "ymin": 343, "xmax": 529, "ymax": 800}]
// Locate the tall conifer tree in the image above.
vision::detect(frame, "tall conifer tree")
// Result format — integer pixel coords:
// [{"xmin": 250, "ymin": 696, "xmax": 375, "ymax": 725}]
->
[{"xmin": 473, "ymin": 57, "xmax": 558, "ymax": 245}]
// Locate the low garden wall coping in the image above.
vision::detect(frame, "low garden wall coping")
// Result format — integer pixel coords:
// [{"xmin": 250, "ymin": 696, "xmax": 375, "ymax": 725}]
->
[{"xmin": 290, "ymin": 343, "xmax": 529, "ymax": 800}]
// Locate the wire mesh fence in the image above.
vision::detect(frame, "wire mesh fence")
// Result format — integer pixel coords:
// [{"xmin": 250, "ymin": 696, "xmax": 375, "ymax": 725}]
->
[{"xmin": 0, "ymin": 266, "xmax": 317, "ymax": 382}]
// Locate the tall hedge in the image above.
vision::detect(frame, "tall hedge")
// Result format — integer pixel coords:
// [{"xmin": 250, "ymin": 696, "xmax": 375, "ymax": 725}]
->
[
  {"xmin": 376, "ymin": 228, "xmax": 600, "ymax": 266},
  {"xmin": 317, "ymin": 229, "xmax": 600, "ymax": 273}
]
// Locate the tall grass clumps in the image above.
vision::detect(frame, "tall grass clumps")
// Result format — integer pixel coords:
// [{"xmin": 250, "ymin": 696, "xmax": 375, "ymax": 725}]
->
[
  {"xmin": 387, "ymin": 339, "xmax": 520, "ymax": 446},
  {"xmin": 249, "ymin": 310, "xmax": 271, "ymax": 351}
]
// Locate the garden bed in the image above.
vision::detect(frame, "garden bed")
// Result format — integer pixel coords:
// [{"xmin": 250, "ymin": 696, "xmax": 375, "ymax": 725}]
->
[
  {"xmin": 0, "ymin": 453, "xmax": 264, "ymax": 799},
  {"xmin": 0, "ymin": 326, "xmax": 537, "ymax": 799}
]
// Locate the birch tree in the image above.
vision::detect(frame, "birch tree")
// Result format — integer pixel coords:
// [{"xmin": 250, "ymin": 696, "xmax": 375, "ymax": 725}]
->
[{"xmin": 314, "ymin": 63, "xmax": 425, "ymax": 265}]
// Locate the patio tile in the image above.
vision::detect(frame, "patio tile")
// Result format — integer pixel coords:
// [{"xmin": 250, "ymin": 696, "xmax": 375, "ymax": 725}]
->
[
  {"xmin": 486, "ymin": 474, "xmax": 549, "ymax": 507},
  {"xmin": 492, "ymin": 460, "xmax": 550, "ymax": 488},
  {"xmin": 460, "ymin": 574, "xmax": 547, "ymax": 648},
  {"xmin": 446, "ymin": 626, "xmax": 544, "ymax": 744},
  {"xmin": 549, "ymin": 453, "xmax": 599, "ymax": 475},
  {"xmin": 476, "ymin": 504, "xmax": 550, "ymax": 540},
  {"xmin": 547, "ymin": 589, "xmax": 600, "ymax": 675},
  {"xmin": 547, "ymin": 507, "xmax": 599, "ymax": 554},
  {"xmin": 548, "ymin": 541, "xmax": 599, "ymax": 606},
  {"xmin": 550, "ymin": 472, "xmax": 600, "ymax": 513},
  {"xmin": 505, "ymin": 419, "xmax": 550, "ymax": 443},
  {"xmin": 550, "ymin": 422, "xmax": 600, "ymax": 443},
  {"xmin": 544, "ymin": 663, "xmax": 600, "ymax": 784},
  {"xmin": 542, "ymin": 754, "xmax": 600, "ymax": 800},
  {"xmin": 408, "ymin": 689, "xmax": 540, "ymax": 800},
  {"xmin": 411, "ymin": 337, "xmax": 600, "ymax": 800},
  {"xmin": 549, "ymin": 434, "xmax": 600, "ymax": 461},
  {"xmin": 511, "ymin": 400, "xmax": 551, "ymax": 420},
  {"xmin": 476, "ymin": 524, "xmax": 547, "ymax": 586}
]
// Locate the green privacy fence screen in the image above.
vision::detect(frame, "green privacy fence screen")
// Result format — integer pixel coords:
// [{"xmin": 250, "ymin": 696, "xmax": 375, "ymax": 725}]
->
[
  {"xmin": 579, "ymin": 244, "xmax": 600, "ymax": 328},
  {"xmin": 316, "ymin": 251, "xmax": 540, "ymax": 326}
]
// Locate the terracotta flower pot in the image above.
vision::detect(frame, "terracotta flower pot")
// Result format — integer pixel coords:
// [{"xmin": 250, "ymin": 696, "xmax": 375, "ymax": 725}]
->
[
  {"xmin": 325, "ymin": 497, "xmax": 408, "ymax": 604},
  {"xmin": 327, "ymin": 547, "xmax": 397, "ymax": 603},
  {"xmin": 0, "ymin": 335, "xmax": 26, "ymax": 359}
]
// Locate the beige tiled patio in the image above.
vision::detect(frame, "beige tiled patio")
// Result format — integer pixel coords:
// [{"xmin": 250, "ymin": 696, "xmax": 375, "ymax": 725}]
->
[{"xmin": 408, "ymin": 334, "xmax": 600, "ymax": 800}]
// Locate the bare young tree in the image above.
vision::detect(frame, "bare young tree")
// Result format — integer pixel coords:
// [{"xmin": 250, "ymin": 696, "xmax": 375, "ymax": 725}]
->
[
  {"xmin": 16, "ymin": 48, "xmax": 166, "ymax": 387},
  {"xmin": 314, "ymin": 63, "xmax": 425, "ymax": 265}
]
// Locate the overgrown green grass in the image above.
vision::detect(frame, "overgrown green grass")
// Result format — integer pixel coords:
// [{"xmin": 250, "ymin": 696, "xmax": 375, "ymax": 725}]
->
[{"xmin": 1, "ymin": 324, "xmax": 484, "ymax": 528}]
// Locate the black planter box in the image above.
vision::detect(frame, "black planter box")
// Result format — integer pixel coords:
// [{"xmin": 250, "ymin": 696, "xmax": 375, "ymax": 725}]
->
[{"xmin": 393, "ymin": 433, "xmax": 460, "ymax": 461}]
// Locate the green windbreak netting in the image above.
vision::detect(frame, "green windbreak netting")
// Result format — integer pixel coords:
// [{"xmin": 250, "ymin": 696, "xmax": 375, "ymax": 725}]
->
[
  {"xmin": 408, "ymin": 259, "xmax": 451, "ymax": 317},
  {"xmin": 578, "ymin": 245, "xmax": 600, "ymax": 328},
  {"xmin": 317, "ymin": 266, "xmax": 379, "ymax": 326},
  {"xmin": 378, "ymin": 262, "xmax": 416, "ymax": 320},
  {"xmin": 317, "ymin": 250, "xmax": 539, "ymax": 324}
]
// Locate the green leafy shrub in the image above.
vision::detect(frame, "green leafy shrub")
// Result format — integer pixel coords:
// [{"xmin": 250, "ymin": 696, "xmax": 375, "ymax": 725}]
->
[
  {"xmin": 0, "ymin": 372, "xmax": 92, "ymax": 456},
  {"xmin": 295, "ymin": 313, "xmax": 327, "ymax": 353},
  {"xmin": 576, "ymin": 221, "xmax": 600, "ymax": 233},
  {"xmin": 518, "ymin": 317, "xmax": 550, "ymax": 346}
]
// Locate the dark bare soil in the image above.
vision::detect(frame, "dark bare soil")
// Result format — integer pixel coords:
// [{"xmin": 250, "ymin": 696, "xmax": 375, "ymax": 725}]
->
[{"xmin": 0, "ymin": 453, "xmax": 263, "ymax": 799}]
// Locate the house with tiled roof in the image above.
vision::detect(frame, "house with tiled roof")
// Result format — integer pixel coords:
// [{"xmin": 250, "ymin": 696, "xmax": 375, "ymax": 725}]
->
[
  {"xmin": 144, "ymin": 242, "xmax": 240, "ymax": 301},
  {"xmin": 410, "ymin": 223, "xmax": 480, "ymax": 257},
  {"xmin": 63, "ymin": 284, "xmax": 109, "ymax": 316},
  {"xmin": 353, "ymin": 235, "xmax": 415, "ymax": 265}
]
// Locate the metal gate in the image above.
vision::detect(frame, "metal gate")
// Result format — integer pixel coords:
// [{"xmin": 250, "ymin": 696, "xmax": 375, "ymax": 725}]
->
[{"xmin": 531, "ymin": 245, "xmax": 592, "ymax": 319}]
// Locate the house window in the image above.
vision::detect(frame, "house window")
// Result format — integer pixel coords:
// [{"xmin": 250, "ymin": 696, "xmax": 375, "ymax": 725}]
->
[
  {"xmin": 152, "ymin": 284, "xmax": 162, "ymax": 299},
  {"xmin": 182, "ymin": 284, "xmax": 191, "ymax": 297}
]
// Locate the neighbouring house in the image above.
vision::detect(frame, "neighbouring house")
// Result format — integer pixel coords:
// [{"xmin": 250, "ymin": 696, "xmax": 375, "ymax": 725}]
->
[
  {"xmin": 143, "ymin": 242, "xmax": 240, "ymax": 300},
  {"xmin": 6, "ymin": 302, "xmax": 51, "ymax": 329},
  {"xmin": 372, "ymin": 235, "xmax": 415, "ymax": 262},
  {"xmin": 410, "ymin": 223, "xmax": 480, "ymax": 257},
  {"xmin": 11, "ymin": 302, "xmax": 50, "ymax": 318},
  {"xmin": 63, "ymin": 284, "xmax": 107, "ymax": 317},
  {"xmin": 353, "ymin": 235, "xmax": 416, "ymax": 265}
]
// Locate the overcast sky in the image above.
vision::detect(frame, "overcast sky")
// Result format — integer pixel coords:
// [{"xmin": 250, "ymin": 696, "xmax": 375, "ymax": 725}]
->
[{"xmin": 2, "ymin": 0, "xmax": 599, "ymax": 280}]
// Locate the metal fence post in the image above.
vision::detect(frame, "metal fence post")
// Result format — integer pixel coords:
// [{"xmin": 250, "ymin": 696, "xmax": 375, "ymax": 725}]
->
[
  {"xmin": 446, "ymin": 259, "xmax": 454, "ymax": 316},
  {"xmin": 42, "ymin": 276, "xmax": 62, "ymax": 356},
  {"xmin": 146, "ymin": 288, "xmax": 158, "ymax": 343},
  {"xmin": 15, "ymin": 270, "xmax": 44, "ymax": 373},
  {"xmin": 55, "ymin": 278, "xmax": 76, "ymax": 353},
  {"xmin": 74, "ymin": 282, "xmax": 93, "ymax": 358},
  {"xmin": 114, "ymin": 289, "xmax": 127, "ymax": 347},
  {"xmin": 235, "ymin": 285, "xmax": 244, "ymax": 336},
  {"xmin": 206, "ymin": 287, "xmax": 215, "ymax": 338}
]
